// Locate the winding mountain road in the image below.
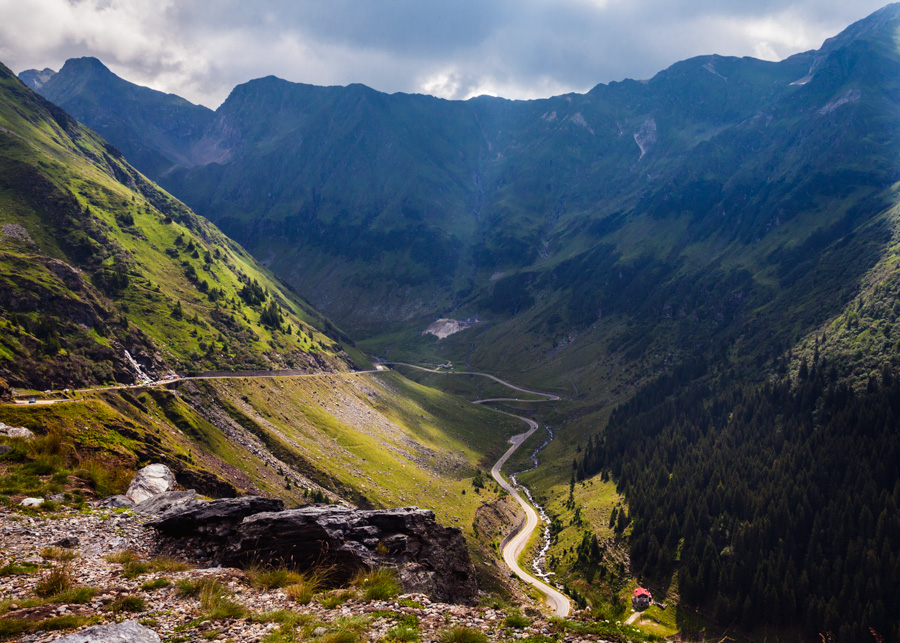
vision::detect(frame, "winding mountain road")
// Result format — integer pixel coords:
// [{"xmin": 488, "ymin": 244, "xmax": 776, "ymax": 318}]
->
[
  {"xmin": 10, "ymin": 361, "xmax": 571, "ymax": 615},
  {"xmin": 7, "ymin": 369, "xmax": 383, "ymax": 406},
  {"xmin": 386, "ymin": 361, "xmax": 571, "ymax": 617},
  {"xmin": 491, "ymin": 416, "xmax": 571, "ymax": 616}
]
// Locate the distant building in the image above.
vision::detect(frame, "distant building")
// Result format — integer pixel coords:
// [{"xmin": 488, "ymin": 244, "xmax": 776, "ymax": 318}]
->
[{"xmin": 632, "ymin": 587, "xmax": 652, "ymax": 611}]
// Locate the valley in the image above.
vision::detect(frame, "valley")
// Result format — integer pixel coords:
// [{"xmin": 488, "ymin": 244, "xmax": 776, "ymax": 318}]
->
[{"xmin": 1, "ymin": 3, "xmax": 899, "ymax": 642}]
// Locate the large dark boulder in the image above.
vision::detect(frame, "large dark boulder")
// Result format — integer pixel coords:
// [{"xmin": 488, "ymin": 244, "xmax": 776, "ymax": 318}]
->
[
  {"xmin": 226, "ymin": 505, "xmax": 478, "ymax": 604},
  {"xmin": 148, "ymin": 496, "xmax": 284, "ymax": 539}
]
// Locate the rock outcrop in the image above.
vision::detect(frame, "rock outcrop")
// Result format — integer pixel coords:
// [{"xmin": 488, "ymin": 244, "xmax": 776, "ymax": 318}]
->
[
  {"xmin": 125, "ymin": 463, "xmax": 175, "ymax": 504},
  {"xmin": 148, "ymin": 496, "xmax": 284, "ymax": 539},
  {"xmin": 0, "ymin": 422, "xmax": 34, "ymax": 439},
  {"xmin": 49, "ymin": 620, "xmax": 161, "ymax": 642},
  {"xmin": 133, "ymin": 489, "xmax": 202, "ymax": 515},
  {"xmin": 227, "ymin": 505, "xmax": 478, "ymax": 604},
  {"xmin": 148, "ymin": 500, "xmax": 478, "ymax": 604}
]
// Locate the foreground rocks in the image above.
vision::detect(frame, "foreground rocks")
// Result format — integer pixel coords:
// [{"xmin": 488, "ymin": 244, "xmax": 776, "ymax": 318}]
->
[
  {"xmin": 228, "ymin": 505, "xmax": 479, "ymax": 604},
  {"xmin": 49, "ymin": 620, "xmax": 161, "ymax": 643},
  {"xmin": 0, "ymin": 505, "xmax": 624, "ymax": 643},
  {"xmin": 125, "ymin": 464, "xmax": 176, "ymax": 504},
  {"xmin": 149, "ymin": 500, "xmax": 478, "ymax": 604},
  {"xmin": 0, "ymin": 422, "xmax": 34, "ymax": 439}
]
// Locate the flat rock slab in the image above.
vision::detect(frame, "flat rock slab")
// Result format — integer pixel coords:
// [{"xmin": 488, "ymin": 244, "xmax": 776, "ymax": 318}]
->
[
  {"xmin": 148, "ymin": 496, "xmax": 284, "ymax": 539},
  {"xmin": 49, "ymin": 620, "xmax": 161, "ymax": 643},
  {"xmin": 133, "ymin": 489, "xmax": 201, "ymax": 515},
  {"xmin": 97, "ymin": 494, "xmax": 132, "ymax": 509}
]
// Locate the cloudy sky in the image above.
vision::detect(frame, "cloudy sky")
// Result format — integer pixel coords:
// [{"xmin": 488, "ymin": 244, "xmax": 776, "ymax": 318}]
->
[{"xmin": 0, "ymin": 0, "xmax": 890, "ymax": 108}]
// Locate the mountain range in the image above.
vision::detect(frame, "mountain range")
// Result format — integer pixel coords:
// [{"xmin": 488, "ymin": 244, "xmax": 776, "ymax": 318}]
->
[
  {"xmin": 22, "ymin": 6, "xmax": 900, "ymax": 404},
  {"xmin": 9, "ymin": 4, "xmax": 900, "ymax": 641}
]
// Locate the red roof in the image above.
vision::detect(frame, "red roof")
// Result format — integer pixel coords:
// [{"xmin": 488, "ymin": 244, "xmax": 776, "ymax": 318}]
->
[{"xmin": 633, "ymin": 587, "xmax": 652, "ymax": 598}]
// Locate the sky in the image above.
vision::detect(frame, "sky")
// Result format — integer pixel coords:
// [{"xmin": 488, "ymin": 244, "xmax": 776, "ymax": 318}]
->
[{"xmin": 0, "ymin": 0, "xmax": 891, "ymax": 108}]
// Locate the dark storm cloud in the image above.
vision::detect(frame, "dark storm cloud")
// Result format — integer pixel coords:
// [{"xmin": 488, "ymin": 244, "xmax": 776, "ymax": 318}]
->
[{"xmin": 0, "ymin": 0, "xmax": 891, "ymax": 107}]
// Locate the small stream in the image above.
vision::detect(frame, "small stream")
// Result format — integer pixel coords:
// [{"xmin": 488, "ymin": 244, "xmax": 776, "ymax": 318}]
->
[{"xmin": 510, "ymin": 425, "xmax": 565, "ymax": 591}]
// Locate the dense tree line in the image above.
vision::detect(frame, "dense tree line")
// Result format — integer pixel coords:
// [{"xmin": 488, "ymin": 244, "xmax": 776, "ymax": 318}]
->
[{"xmin": 578, "ymin": 363, "xmax": 900, "ymax": 642}]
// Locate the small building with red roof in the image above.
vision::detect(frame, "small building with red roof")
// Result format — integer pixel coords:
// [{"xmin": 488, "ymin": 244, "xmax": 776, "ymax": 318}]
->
[{"xmin": 632, "ymin": 587, "xmax": 652, "ymax": 610}]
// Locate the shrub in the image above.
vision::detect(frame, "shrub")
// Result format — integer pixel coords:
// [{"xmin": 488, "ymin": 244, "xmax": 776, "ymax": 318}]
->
[
  {"xmin": 352, "ymin": 567, "xmax": 400, "ymax": 601},
  {"xmin": 34, "ymin": 566, "xmax": 74, "ymax": 598}
]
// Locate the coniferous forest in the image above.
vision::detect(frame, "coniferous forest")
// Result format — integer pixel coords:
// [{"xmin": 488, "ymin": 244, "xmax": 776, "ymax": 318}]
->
[{"xmin": 578, "ymin": 358, "xmax": 900, "ymax": 641}]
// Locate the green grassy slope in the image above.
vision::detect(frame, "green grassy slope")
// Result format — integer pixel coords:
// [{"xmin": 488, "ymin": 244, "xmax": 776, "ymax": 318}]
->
[
  {"xmin": 0, "ymin": 372, "xmax": 523, "ymax": 592},
  {"xmin": 0, "ymin": 61, "xmax": 365, "ymax": 390}
]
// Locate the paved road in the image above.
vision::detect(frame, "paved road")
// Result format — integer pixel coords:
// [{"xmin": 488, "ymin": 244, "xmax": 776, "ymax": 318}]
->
[
  {"xmin": 384, "ymin": 362, "xmax": 561, "ymax": 401},
  {"xmin": 8, "ymin": 369, "xmax": 383, "ymax": 406},
  {"xmin": 624, "ymin": 611, "xmax": 641, "ymax": 625},
  {"xmin": 491, "ymin": 416, "xmax": 571, "ymax": 617},
  {"xmin": 387, "ymin": 361, "xmax": 570, "ymax": 616}
]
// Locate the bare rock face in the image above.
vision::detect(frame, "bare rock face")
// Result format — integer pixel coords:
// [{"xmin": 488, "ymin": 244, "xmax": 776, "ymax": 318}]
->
[
  {"xmin": 125, "ymin": 463, "xmax": 175, "ymax": 504},
  {"xmin": 148, "ymin": 496, "xmax": 284, "ymax": 539},
  {"xmin": 133, "ymin": 490, "xmax": 202, "ymax": 516},
  {"xmin": 0, "ymin": 422, "xmax": 34, "ymax": 439},
  {"xmin": 49, "ymin": 620, "xmax": 161, "ymax": 643},
  {"xmin": 227, "ymin": 506, "xmax": 478, "ymax": 604}
]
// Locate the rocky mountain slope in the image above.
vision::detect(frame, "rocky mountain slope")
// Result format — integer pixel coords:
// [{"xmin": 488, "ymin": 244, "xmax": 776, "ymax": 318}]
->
[{"xmin": 0, "ymin": 61, "xmax": 365, "ymax": 391}]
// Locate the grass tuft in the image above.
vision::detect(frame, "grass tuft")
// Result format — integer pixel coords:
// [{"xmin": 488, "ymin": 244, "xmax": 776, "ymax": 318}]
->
[
  {"xmin": 351, "ymin": 567, "xmax": 400, "ymax": 601},
  {"xmin": 195, "ymin": 578, "xmax": 248, "ymax": 620},
  {"xmin": 246, "ymin": 565, "xmax": 306, "ymax": 589},
  {"xmin": 317, "ymin": 589, "xmax": 356, "ymax": 609},
  {"xmin": 40, "ymin": 546, "xmax": 78, "ymax": 561},
  {"xmin": 383, "ymin": 625, "xmax": 421, "ymax": 642},
  {"xmin": 438, "ymin": 627, "xmax": 488, "ymax": 643},
  {"xmin": 108, "ymin": 594, "xmax": 146, "ymax": 613},
  {"xmin": 140, "ymin": 577, "xmax": 172, "ymax": 591},
  {"xmin": 504, "ymin": 610, "xmax": 531, "ymax": 629},
  {"xmin": 34, "ymin": 566, "xmax": 74, "ymax": 598}
]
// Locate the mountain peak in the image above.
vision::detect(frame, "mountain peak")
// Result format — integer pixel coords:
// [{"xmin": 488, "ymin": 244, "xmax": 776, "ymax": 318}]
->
[
  {"xmin": 58, "ymin": 56, "xmax": 114, "ymax": 77},
  {"xmin": 820, "ymin": 2, "xmax": 900, "ymax": 53},
  {"xmin": 18, "ymin": 67, "xmax": 56, "ymax": 91}
]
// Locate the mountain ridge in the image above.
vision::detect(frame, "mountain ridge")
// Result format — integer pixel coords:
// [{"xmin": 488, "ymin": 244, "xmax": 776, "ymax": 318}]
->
[
  {"xmin": 21, "ymin": 5, "xmax": 900, "ymax": 395},
  {"xmin": 0, "ymin": 60, "xmax": 364, "ymax": 390}
]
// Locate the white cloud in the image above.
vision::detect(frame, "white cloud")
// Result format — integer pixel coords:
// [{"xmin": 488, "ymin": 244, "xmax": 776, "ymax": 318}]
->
[{"xmin": 0, "ymin": 0, "xmax": 890, "ymax": 107}]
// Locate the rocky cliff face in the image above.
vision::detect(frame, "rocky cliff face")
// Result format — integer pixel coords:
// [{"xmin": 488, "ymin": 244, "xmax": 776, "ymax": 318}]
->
[
  {"xmin": 149, "ymin": 499, "xmax": 479, "ymax": 605},
  {"xmin": 227, "ymin": 505, "xmax": 479, "ymax": 605}
]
